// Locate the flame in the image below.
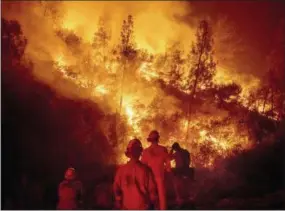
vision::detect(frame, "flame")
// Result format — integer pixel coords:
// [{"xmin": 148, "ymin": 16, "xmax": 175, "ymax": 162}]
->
[
  {"xmin": 54, "ymin": 54, "xmax": 68, "ymax": 74},
  {"xmin": 94, "ymin": 85, "xmax": 108, "ymax": 96},
  {"xmin": 139, "ymin": 62, "xmax": 159, "ymax": 81},
  {"xmin": 3, "ymin": 1, "xmax": 274, "ymax": 168}
]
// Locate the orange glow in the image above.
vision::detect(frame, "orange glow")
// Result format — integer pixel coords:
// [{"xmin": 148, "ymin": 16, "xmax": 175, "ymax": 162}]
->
[
  {"xmin": 94, "ymin": 85, "xmax": 108, "ymax": 96},
  {"xmin": 3, "ymin": 1, "xmax": 268, "ymax": 168}
]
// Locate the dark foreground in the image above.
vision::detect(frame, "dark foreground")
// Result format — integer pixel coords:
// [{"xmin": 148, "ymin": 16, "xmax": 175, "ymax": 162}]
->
[{"xmin": 2, "ymin": 155, "xmax": 285, "ymax": 210}]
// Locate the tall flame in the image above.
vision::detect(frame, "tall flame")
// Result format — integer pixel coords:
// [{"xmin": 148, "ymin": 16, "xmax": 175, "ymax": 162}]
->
[{"xmin": 2, "ymin": 1, "xmax": 269, "ymax": 168}]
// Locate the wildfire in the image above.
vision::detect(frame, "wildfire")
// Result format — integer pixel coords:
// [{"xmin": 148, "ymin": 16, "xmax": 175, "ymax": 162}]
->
[
  {"xmin": 4, "ymin": 1, "xmax": 275, "ymax": 168},
  {"xmin": 54, "ymin": 54, "xmax": 68, "ymax": 74},
  {"xmin": 94, "ymin": 85, "xmax": 108, "ymax": 96},
  {"xmin": 125, "ymin": 105, "xmax": 134, "ymax": 124},
  {"xmin": 139, "ymin": 62, "xmax": 159, "ymax": 81},
  {"xmin": 122, "ymin": 98, "xmax": 142, "ymax": 137}
]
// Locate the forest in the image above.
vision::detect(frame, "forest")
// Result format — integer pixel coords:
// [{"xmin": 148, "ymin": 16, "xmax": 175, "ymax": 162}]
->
[{"xmin": 2, "ymin": 1, "xmax": 284, "ymax": 209}]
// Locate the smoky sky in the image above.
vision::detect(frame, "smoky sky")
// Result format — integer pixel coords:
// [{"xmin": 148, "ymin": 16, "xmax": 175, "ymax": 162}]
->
[
  {"xmin": 189, "ymin": 1, "xmax": 285, "ymax": 78},
  {"xmin": 2, "ymin": 1, "xmax": 284, "ymax": 83}
]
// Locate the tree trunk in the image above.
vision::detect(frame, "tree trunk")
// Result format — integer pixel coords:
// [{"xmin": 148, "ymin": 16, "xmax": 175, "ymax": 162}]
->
[
  {"xmin": 115, "ymin": 58, "xmax": 126, "ymax": 146},
  {"xmin": 262, "ymin": 89, "xmax": 269, "ymax": 114},
  {"xmin": 185, "ymin": 57, "xmax": 202, "ymax": 141},
  {"xmin": 119, "ymin": 59, "xmax": 126, "ymax": 115},
  {"xmin": 185, "ymin": 32, "xmax": 207, "ymax": 142}
]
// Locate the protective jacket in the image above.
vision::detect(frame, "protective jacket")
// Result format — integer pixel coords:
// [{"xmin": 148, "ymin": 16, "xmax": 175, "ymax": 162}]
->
[{"xmin": 113, "ymin": 160, "xmax": 158, "ymax": 210}]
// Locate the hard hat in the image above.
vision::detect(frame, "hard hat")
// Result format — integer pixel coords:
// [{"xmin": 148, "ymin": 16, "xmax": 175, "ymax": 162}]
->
[
  {"xmin": 125, "ymin": 139, "xmax": 143, "ymax": 158},
  {"xmin": 64, "ymin": 167, "xmax": 76, "ymax": 180},
  {"xmin": 147, "ymin": 130, "xmax": 160, "ymax": 142}
]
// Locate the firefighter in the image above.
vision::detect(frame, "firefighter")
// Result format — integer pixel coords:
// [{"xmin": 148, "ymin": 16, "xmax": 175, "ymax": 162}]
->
[
  {"xmin": 141, "ymin": 130, "xmax": 171, "ymax": 210},
  {"xmin": 170, "ymin": 142, "xmax": 191, "ymax": 172},
  {"xmin": 170, "ymin": 142, "xmax": 191, "ymax": 206},
  {"xmin": 113, "ymin": 139, "xmax": 158, "ymax": 210},
  {"xmin": 57, "ymin": 167, "xmax": 83, "ymax": 210}
]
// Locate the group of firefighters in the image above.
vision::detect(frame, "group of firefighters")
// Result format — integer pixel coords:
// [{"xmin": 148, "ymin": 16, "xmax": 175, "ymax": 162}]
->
[{"xmin": 57, "ymin": 130, "xmax": 192, "ymax": 210}]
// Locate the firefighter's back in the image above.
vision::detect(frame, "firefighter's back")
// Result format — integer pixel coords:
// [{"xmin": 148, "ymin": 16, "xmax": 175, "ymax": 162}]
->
[
  {"xmin": 142, "ymin": 144, "xmax": 169, "ymax": 179},
  {"xmin": 116, "ymin": 161, "xmax": 153, "ymax": 209}
]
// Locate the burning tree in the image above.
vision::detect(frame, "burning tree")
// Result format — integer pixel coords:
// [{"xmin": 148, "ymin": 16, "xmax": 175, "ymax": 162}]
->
[
  {"xmin": 113, "ymin": 15, "xmax": 138, "ymax": 148},
  {"xmin": 4, "ymin": 1, "xmax": 280, "ymax": 167},
  {"xmin": 118, "ymin": 15, "xmax": 137, "ymax": 112},
  {"xmin": 185, "ymin": 20, "xmax": 216, "ymax": 140},
  {"xmin": 164, "ymin": 42, "xmax": 185, "ymax": 89},
  {"xmin": 92, "ymin": 17, "xmax": 111, "ymax": 65}
]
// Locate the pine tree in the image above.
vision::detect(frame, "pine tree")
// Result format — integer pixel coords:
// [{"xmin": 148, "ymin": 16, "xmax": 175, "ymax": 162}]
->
[
  {"xmin": 118, "ymin": 15, "xmax": 137, "ymax": 114},
  {"xmin": 185, "ymin": 19, "xmax": 216, "ymax": 140},
  {"xmin": 92, "ymin": 17, "xmax": 111, "ymax": 64},
  {"xmin": 120, "ymin": 15, "xmax": 136, "ymax": 60},
  {"xmin": 115, "ymin": 15, "xmax": 137, "ymax": 146},
  {"xmin": 165, "ymin": 43, "xmax": 184, "ymax": 89}
]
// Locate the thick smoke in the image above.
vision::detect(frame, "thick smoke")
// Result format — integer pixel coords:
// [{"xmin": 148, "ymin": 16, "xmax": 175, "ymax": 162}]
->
[
  {"xmin": 2, "ymin": 1, "xmax": 197, "ymax": 102},
  {"xmin": 2, "ymin": 1, "xmax": 261, "ymax": 102}
]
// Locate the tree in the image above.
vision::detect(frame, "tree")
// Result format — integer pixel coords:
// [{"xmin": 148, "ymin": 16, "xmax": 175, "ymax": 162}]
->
[
  {"xmin": 185, "ymin": 19, "xmax": 216, "ymax": 140},
  {"xmin": 65, "ymin": 32, "xmax": 82, "ymax": 56},
  {"xmin": 92, "ymin": 17, "xmax": 111, "ymax": 64},
  {"xmin": 2, "ymin": 18, "xmax": 27, "ymax": 68},
  {"xmin": 215, "ymin": 83, "xmax": 241, "ymax": 107},
  {"xmin": 113, "ymin": 15, "xmax": 137, "ymax": 146},
  {"xmin": 165, "ymin": 42, "xmax": 185, "ymax": 89},
  {"xmin": 254, "ymin": 19, "xmax": 285, "ymax": 121},
  {"xmin": 40, "ymin": 1, "xmax": 63, "ymax": 27},
  {"xmin": 120, "ymin": 15, "xmax": 136, "ymax": 61},
  {"xmin": 118, "ymin": 15, "xmax": 137, "ymax": 114},
  {"xmin": 266, "ymin": 19, "xmax": 285, "ymax": 121}
]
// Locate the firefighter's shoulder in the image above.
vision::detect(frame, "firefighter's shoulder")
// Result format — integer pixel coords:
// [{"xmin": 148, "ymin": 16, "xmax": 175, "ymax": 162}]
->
[
  {"xmin": 139, "ymin": 161, "xmax": 153, "ymax": 173},
  {"xmin": 143, "ymin": 145, "xmax": 152, "ymax": 151},
  {"xmin": 115, "ymin": 163, "xmax": 129, "ymax": 174},
  {"xmin": 142, "ymin": 146, "xmax": 151, "ymax": 156},
  {"xmin": 157, "ymin": 144, "xmax": 168, "ymax": 153}
]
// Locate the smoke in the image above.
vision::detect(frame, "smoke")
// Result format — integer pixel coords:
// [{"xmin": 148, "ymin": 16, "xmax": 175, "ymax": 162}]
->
[
  {"xmin": 2, "ymin": 1, "xmax": 197, "ymax": 101},
  {"xmin": 212, "ymin": 17, "xmax": 261, "ymax": 96},
  {"xmin": 2, "ymin": 1, "xmax": 262, "ymax": 166},
  {"xmin": 59, "ymin": 1, "xmax": 195, "ymax": 52},
  {"xmin": 2, "ymin": 1, "xmax": 261, "ymax": 101}
]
